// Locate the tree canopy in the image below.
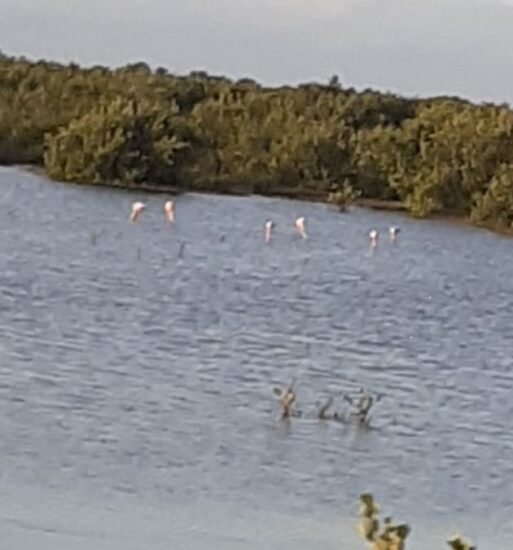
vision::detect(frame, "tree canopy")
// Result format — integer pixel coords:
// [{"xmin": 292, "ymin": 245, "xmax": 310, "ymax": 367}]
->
[{"xmin": 1, "ymin": 53, "xmax": 513, "ymax": 229}]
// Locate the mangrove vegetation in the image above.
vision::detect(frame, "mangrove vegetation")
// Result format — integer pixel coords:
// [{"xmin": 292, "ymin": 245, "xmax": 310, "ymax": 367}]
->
[
  {"xmin": 1, "ymin": 51, "xmax": 513, "ymax": 229},
  {"xmin": 357, "ymin": 494, "xmax": 476, "ymax": 550}
]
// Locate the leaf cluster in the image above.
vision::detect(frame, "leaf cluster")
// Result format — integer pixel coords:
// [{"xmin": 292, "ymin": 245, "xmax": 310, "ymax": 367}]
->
[{"xmin": 1, "ymin": 54, "xmax": 513, "ymax": 228}]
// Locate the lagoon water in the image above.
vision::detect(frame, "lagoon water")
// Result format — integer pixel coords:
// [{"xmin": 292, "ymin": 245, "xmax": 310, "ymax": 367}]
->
[{"xmin": 1, "ymin": 166, "xmax": 512, "ymax": 549}]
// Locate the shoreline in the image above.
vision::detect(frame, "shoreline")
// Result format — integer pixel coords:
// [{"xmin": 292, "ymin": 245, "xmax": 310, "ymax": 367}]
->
[
  {"xmin": 12, "ymin": 164, "xmax": 405, "ymax": 207},
  {"xmin": 10, "ymin": 164, "xmax": 513, "ymax": 238}
]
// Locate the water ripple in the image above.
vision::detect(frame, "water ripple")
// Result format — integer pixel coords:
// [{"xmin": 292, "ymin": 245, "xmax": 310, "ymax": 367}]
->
[{"xmin": 0, "ymin": 168, "xmax": 512, "ymax": 548}]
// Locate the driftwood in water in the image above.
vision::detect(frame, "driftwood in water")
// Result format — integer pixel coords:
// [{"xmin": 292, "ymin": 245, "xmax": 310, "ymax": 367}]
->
[{"xmin": 272, "ymin": 384, "xmax": 297, "ymax": 419}]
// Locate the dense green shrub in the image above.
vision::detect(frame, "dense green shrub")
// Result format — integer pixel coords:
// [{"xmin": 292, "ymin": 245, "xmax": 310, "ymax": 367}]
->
[{"xmin": 1, "ymin": 52, "xmax": 513, "ymax": 229}]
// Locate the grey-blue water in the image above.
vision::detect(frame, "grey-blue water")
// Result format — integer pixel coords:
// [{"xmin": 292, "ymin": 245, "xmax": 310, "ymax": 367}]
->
[{"xmin": 0, "ymin": 166, "xmax": 512, "ymax": 549}]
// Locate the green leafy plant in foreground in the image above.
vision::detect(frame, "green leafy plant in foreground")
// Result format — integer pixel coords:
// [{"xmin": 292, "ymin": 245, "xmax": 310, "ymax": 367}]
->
[
  {"xmin": 357, "ymin": 493, "xmax": 410, "ymax": 550},
  {"xmin": 357, "ymin": 494, "xmax": 476, "ymax": 550},
  {"xmin": 447, "ymin": 535, "xmax": 476, "ymax": 550}
]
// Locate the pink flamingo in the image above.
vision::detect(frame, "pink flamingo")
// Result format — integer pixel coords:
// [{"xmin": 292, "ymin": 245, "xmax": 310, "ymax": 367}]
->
[
  {"xmin": 389, "ymin": 226, "xmax": 401, "ymax": 242},
  {"xmin": 264, "ymin": 220, "xmax": 274, "ymax": 243},
  {"xmin": 369, "ymin": 229, "xmax": 378, "ymax": 248},
  {"xmin": 164, "ymin": 200, "xmax": 175, "ymax": 223},
  {"xmin": 294, "ymin": 216, "xmax": 307, "ymax": 238},
  {"xmin": 130, "ymin": 202, "xmax": 145, "ymax": 223}
]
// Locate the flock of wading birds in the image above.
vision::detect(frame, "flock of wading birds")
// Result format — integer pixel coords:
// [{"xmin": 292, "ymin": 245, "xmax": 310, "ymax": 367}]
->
[
  {"xmin": 130, "ymin": 199, "xmax": 398, "ymax": 428},
  {"xmin": 132, "ymin": 200, "xmax": 475, "ymax": 548},
  {"xmin": 129, "ymin": 200, "xmax": 401, "ymax": 247}
]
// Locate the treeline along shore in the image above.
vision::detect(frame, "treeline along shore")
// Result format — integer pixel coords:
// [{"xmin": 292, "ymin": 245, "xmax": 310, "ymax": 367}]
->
[{"xmin": 1, "ymin": 50, "xmax": 513, "ymax": 230}]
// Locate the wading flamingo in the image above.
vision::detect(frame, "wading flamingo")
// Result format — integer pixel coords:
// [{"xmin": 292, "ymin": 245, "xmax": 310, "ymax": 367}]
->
[
  {"xmin": 264, "ymin": 220, "xmax": 274, "ymax": 243},
  {"xmin": 389, "ymin": 226, "xmax": 400, "ymax": 242},
  {"xmin": 164, "ymin": 200, "xmax": 174, "ymax": 222},
  {"xmin": 294, "ymin": 216, "xmax": 307, "ymax": 238},
  {"xmin": 369, "ymin": 229, "xmax": 378, "ymax": 248},
  {"xmin": 130, "ymin": 202, "xmax": 145, "ymax": 223}
]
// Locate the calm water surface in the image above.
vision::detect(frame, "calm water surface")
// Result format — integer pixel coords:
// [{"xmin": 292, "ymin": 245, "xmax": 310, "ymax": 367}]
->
[{"xmin": 1, "ymin": 167, "xmax": 512, "ymax": 549}]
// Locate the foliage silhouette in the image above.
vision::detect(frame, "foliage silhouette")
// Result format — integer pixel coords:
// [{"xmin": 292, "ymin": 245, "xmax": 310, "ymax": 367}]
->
[
  {"xmin": 357, "ymin": 494, "xmax": 476, "ymax": 550},
  {"xmin": 1, "ymin": 52, "xmax": 513, "ymax": 229}
]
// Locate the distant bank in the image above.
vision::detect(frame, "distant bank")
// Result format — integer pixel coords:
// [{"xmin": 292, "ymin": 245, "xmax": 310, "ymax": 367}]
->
[
  {"xmin": 17, "ymin": 163, "xmax": 406, "ymax": 211},
  {"xmin": 1, "ymin": 51, "xmax": 512, "ymax": 233}
]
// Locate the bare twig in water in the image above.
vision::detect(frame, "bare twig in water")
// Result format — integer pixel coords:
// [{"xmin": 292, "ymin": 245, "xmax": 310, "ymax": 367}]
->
[
  {"xmin": 345, "ymin": 387, "xmax": 381, "ymax": 426},
  {"xmin": 317, "ymin": 396, "xmax": 334, "ymax": 420},
  {"xmin": 273, "ymin": 384, "xmax": 297, "ymax": 419}
]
